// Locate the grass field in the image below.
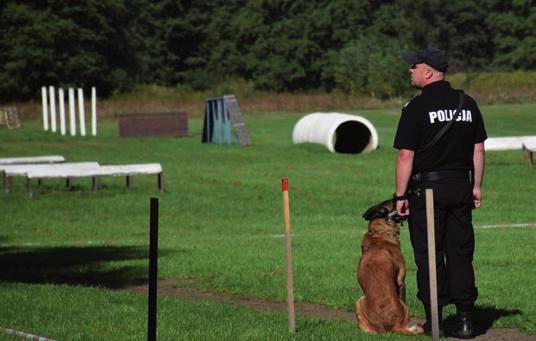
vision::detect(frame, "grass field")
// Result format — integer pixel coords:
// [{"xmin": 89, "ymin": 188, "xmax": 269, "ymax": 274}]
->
[{"xmin": 1, "ymin": 102, "xmax": 536, "ymax": 340}]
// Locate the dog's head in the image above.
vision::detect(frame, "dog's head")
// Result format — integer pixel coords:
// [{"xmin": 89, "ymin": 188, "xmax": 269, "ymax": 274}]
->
[{"xmin": 362, "ymin": 198, "xmax": 405, "ymax": 224}]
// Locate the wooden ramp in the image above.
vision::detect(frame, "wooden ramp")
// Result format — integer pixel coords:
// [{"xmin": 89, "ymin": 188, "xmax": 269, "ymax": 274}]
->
[{"xmin": 223, "ymin": 95, "xmax": 251, "ymax": 145}]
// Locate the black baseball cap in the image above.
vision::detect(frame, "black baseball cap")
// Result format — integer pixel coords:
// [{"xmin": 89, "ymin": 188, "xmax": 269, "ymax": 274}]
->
[{"xmin": 402, "ymin": 47, "xmax": 448, "ymax": 72}]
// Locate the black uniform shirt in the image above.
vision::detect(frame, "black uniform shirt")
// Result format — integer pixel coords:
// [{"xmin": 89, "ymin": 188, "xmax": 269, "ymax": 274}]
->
[{"xmin": 393, "ymin": 80, "xmax": 487, "ymax": 173}]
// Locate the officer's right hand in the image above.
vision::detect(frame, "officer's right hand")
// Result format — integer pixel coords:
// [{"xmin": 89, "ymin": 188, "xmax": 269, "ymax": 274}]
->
[
  {"xmin": 396, "ymin": 199, "xmax": 410, "ymax": 216},
  {"xmin": 473, "ymin": 187, "xmax": 482, "ymax": 208}
]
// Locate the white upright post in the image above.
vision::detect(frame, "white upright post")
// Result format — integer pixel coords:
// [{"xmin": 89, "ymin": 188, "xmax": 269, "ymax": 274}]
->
[
  {"xmin": 49, "ymin": 86, "xmax": 57, "ymax": 133},
  {"xmin": 91, "ymin": 86, "xmax": 97, "ymax": 136},
  {"xmin": 68, "ymin": 88, "xmax": 76, "ymax": 136},
  {"xmin": 41, "ymin": 86, "xmax": 49, "ymax": 131},
  {"xmin": 77, "ymin": 88, "xmax": 86, "ymax": 136},
  {"xmin": 58, "ymin": 88, "xmax": 66, "ymax": 136}
]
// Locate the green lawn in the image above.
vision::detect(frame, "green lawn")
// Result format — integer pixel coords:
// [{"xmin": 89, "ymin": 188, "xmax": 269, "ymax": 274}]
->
[{"xmin": 1, "ymin": 103, "xmax": 535, "ymax": 340}]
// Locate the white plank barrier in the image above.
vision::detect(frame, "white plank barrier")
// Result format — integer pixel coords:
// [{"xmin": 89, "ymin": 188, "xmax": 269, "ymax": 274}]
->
[
  {"xmin": 3, "ymin": 162, "xmax": 100, "ymax": 195},
  {"xmin": 3, "ymin": 162, "xmax": 100, "ymax": 177},
  {"xmin": 77, "ymin": 88, "xmax": 86, "ymax": 136},
  {"xmin": 68, "ymin": 88, "xmax": 76, "ymax": 136},
  {"xmin": 484, "ymin": 136, "xmax": 536, "ymax": 150},
  {"xmin": 0, "ymin": 155, "xmax": 65, "ymax": 165},
  {"xmin": 41, "ymin": 87, "xmax": 49, "ymax": 131},
  {"xmin": 58, "ymin": 88, "xmax": 66, "ymax": 136},
  {"xmin": 24, "ymin": 163, "xmax": 164, "ymax": 197},
  {"xmin": 49, "ymin": 86, "xmax": 57, "ymax": 132}
]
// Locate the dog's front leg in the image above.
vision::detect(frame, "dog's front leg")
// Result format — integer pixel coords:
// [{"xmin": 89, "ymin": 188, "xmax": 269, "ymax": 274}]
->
[
  {"xmin": 398, "ymin": 282, "xmax": 406, "ymax": 302},
  {"xmin": 397, "ymin": 266, "xmax": 406, "ymax": 302}
]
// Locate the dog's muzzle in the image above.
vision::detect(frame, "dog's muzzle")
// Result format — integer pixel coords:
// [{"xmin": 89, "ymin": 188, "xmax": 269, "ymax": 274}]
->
[{"xmin": 387, "ymin": 210, "xmax": 404, "ymax": 224}]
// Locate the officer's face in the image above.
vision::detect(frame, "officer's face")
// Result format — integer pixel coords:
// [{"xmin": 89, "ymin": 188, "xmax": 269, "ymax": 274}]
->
[{"xmin": 409, "ymin": 63, "xmax": 430, "ymax": 88}]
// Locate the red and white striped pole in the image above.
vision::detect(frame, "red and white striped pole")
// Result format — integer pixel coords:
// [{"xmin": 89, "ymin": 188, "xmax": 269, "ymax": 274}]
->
[{"xmin": 281, "ymin": 177, "xmax": 296, "ymax": 333}]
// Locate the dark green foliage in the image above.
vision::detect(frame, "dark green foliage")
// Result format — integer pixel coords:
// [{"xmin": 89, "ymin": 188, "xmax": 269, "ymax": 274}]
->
[
  {"xmin": 0, "ymin": 1, "xmax": 137, "ymax": 100},
  {"xmin": 333, "ymin": 3, "xmax": 413, "ymax": 98},
  {"xmin": 334, "ymin": 36, "xmax": 410, "ymax": 98},
  {"xmin": 0, "ymin": 0, "xmax": 534, "ymax": 100},
  {"xmin": 485, "ymin": 0, "xmax": 536, "ymax": 69}
]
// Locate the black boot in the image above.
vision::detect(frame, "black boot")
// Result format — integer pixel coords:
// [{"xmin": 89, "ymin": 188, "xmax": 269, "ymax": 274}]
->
[
  {"xmin": 456, "ymin": 310, "xmax": 475, "ymax": 339},
  {"xmin": 423, "ymin": 305, "xmax": 445, "ymax": 337}
]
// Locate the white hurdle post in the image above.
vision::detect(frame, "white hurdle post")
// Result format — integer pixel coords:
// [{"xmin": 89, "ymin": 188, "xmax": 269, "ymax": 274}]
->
[
  {"xmin": 41, "ymin": 86, "xmax": 49, "ymax": 131},
  {"xmin": 48, "ymin": 86, "xmax": 57, "ymax": 133},
  {"xmin": 58, "ymin": 88, "xmax": 66, "ymax": 136},
  {"xmin": 68, "ymin": 88, "xmax": 77, "ymax": 136},
  {"xmin": 77, "ymin": 88, "xmax": 86, "ymax": 136},
  {"xmin": 91, "ymin": 86, "xmax": 97, "ymax": 136}
]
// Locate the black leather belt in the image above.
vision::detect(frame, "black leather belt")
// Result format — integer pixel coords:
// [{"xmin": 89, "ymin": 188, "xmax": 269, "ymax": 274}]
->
[{"xmin": 412, "ymin": 170, "xmax": 471, "ymax": 182}]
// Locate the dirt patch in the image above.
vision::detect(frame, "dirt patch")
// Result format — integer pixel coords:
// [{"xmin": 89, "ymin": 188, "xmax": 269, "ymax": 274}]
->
[
  {"xmin": 124, "ymin": 278, "xmax": 536, "ymax": 340},
  {"xmin": 127, "ymin": 278, "xmax": 354, "ymax": 322}
]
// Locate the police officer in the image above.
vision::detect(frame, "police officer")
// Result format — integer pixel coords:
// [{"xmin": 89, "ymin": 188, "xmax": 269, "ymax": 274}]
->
[{"xmin": 393, "ymin": 47, "xmax": 487, "ymax": 339}]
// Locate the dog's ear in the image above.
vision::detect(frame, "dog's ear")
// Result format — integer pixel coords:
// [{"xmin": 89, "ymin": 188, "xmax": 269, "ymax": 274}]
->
[
  {"xmin": 362, "ymin": 205, "xmax": 377, "ymax": 221},
  {"xmin": 362, "ymin": 199, "xmax": 392, "ymax": 221}
]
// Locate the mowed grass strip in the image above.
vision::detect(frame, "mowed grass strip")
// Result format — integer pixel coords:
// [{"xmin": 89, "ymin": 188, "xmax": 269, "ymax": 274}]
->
[
  {"xmin": 1, "ymin": 103, "xmax": 535, "ymax": 338},
  {"xmin": 0, "ymin": 283, "xmax": 414, "ymax": 341}
]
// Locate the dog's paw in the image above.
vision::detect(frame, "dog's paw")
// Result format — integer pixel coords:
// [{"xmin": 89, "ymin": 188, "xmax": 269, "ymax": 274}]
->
[{"xmin": 405, "ymin": 322, "xmax": 424, "ymax": 335}]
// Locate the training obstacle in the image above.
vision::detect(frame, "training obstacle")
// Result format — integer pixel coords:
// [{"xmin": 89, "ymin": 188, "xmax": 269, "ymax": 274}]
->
[
  {"xmin": 1, "ymin": 162, "xmax": 163, "ymax": 197},
  {"xmin": 0, "ymin": 155, "xmax": 65, "ymax": 165},
  {"xmin": 41, "ymin": 86, "xmax": 97, "ymax": 136},
  {"xmin": 202, "ymin": 95, "xmax": 250, "ymax": 145},
  {"xmin": 117, "ymin": 112, "xmax": 188, "ymax": 138},
  {"xmin": 484, "ymin": 136, "xmax": 536, "ymax": 166},
  {"xmin": 0, "ymin": 107, "xmax": 21, "ymax": 129},
  {"xmin": 292, "ymin": 113, "xmax": 378, "ymax": 154},
  {"xmin": 524, "ymin": 144, "xmax": 535, "ymax": 166}
]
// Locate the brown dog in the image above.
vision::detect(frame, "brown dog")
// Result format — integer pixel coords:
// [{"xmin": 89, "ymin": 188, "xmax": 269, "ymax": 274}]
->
[{"xmin": 355, "ymin": 199, "xmax": 423, "ymax": 335}]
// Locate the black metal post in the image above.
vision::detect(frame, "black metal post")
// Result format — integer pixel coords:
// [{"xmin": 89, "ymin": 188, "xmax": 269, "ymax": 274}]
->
[{"xmin": 148, "ymin": 197, "xmax": 159, "ymax": 341}]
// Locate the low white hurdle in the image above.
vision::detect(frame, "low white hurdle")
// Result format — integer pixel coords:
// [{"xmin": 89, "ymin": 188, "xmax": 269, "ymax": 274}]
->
[
  {"xmin": 91, "ymin": 86, "xmax": 97, "ymax": 136},
  {"xmin": 49, "ymin": 86, "xmax": 57, "ymax": 132},
  {"xmin": 40, "ymin": 86, "xmax": 97, "ymax": 137},
  {"xmin": 41, "ymin": 87, "xmax": 49, "ymax": 131},
  {"xmin": 68, "ymin": 88, "xmax": 76, "ymax": 136},
  {"xmin": 77, "ymin": 88, "xmax": 86, "ymax": 136},
  {"xmin": 59, "ymin": 88, "xmax": 66, "ymax": 136}
]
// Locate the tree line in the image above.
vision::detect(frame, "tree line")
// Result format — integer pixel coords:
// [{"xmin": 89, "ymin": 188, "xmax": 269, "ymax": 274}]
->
[{"xmin": 0, "ymin": 0, "xmax": 534, "ymax": 101}]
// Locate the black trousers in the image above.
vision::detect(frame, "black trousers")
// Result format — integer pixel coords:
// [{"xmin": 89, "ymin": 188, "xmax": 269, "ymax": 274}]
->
[{"xmin": 408, "ymin": 177, "xmax": 478, "ymax": 310}]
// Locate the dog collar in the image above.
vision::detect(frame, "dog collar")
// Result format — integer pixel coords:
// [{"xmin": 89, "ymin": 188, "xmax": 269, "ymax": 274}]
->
[{"xmin": 367, "ymin": 230, "xmax": 400, "ymax": 240}]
